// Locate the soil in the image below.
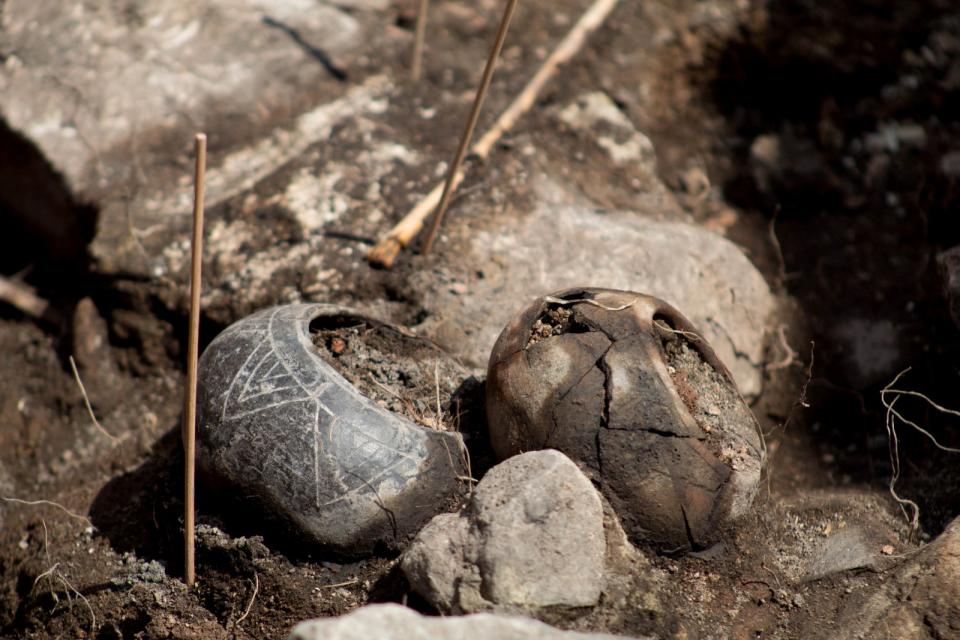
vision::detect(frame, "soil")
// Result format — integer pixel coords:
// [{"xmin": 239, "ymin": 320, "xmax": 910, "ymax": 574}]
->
[
  {"xmin": 2, "ymin": 0, "xmax": 960, "ymax": 638},
  {"xmin": 310, "ymin": 315, "xmax": 476, "ymax": 432},
  {"xmin": 526, "ymin": 306, "xmax": 576, "ymax": 348},
  {"xmin": 663, "ymin": 332, "xmax": 762, "ymax": 462}
]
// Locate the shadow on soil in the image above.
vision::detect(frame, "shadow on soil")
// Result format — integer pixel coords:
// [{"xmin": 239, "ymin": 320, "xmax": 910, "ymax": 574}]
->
[{"xmin": 699, "ymin": 0, "xmax": 960, "ymax": 532}]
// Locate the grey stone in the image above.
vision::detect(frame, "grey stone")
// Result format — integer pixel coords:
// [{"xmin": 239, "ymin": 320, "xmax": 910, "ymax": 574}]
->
[
  {"xmin": 555, "ymin": 92, "xmax": 659, "ymax": 172},
  {"xmin": 832, "ymin": 517, "xmax": 960, "ymax": 639},
  {"xmin": 288, "ymin": 603, "xmax": 638, "ymax": 640},
  {"xmin": 401, "ymin": 450, "xmax": 606, "ymax": 614},
  {"xmin": 196, "ymin": 304, "xmax": 466, "ymax": 556},
  {"xmin": 940, "ymin": 150, "xmax": 960, "ymax": 178},
  {"xmin": 831, "ymin": 318, "xmax": 901, "ymax": 387},
  {"xmin": 750, "ymin": 491, "xmax": 910, "ymax": 584},
  {"xmin": 485, "ymin": 289, "xmax": 764, "ymax": 550},
  {"xmin": 750, "ymin": 133, "xmax": 828, "ymax": 196},
  {"xmin": 864, "ymin": 122, "xmax": 928, "ymax": 153},
  {"xmin": 417, "ymin": 176, "xmax": 773, "ymax": 399},
  {"xmin": 804, "ymin": 527, "xmax": 881, "ymax": 581},
  {"xmin": 0, "ymin": 0, "xmax": 386, "ymax": 279},
  {"xmin": 0, "ymin": 0, "xmax": 361, "ymax": 191}
]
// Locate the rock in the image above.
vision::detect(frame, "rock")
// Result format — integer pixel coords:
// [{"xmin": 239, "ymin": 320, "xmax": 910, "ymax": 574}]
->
[
  {"xmin": 417, "ymin": 176, "xmax": 774, "ymax": 399},
  {"xmin": 555, "ymin": 92, "xmax": 658, "ymax": 171},
  {"xmin": 196, "ymin": 304, "xmax": 466, "ymax": 556},
  {"xmin": 750, "ymin": 133, "xmax": 831, "ymax": 197},
  {"xmin": 288, "ymin": 603, "xmax": 637, "ymax": 640},
  {"xmin": 71, "ymin": 298, "xmax": 125, "ymax": 415},
  {"xmin": 744, "ymin": 490, "xmax": 910, "ymax": 584},
  {"xmin": 485, "ymin": 289, "xmax": 764, "ymax": 550},
  {"xmin": 93, "ymin": 74, "xmax": 391, "ymax": 282},
  {"xmin": 401, "ymin": 450, "xmax": 606, "ymax": 614},
  {"xmin": 833, "ymin": 516, "xmax": 960, "ymax": 639},
  {"xmin": 0, "ymin": 0, "xmax": 387, "ymax": 279},
  {"xmin": 864, "ymin": 122, "xmax": 928, "ymax": 153},
  {"xmin": 677, "ymin": 165, "xmax": 711, "ymax": 199},
  {"xmin": 803, "ymin": 526, "xmax": 884, "ymax": 581}
]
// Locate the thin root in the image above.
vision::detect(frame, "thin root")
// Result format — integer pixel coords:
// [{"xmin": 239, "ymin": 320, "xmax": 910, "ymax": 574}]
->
[
  {"xmin": 880, "ymin": 367, "xmax": 960, "ymax": 535},
  {"xmin": 765, "ymin": 324, "xmax": 798, "ymax": 371},
  {"xmin": 235, "ymin": 572, "xmax": 259, "ymax": 627},
  {"xmin": 69, "ymin": 356, "xmax": 119, "ymax": 442},
  {"xmin": 317, "ymin": 578, "xmax": 358, "ymax": 589},
  {"xmin": 653, "ymin": 319, "xmax": 703, "ymax": 342},
  {"xmin": 1, "ymin": 497, "xmax": 92, "ymax": 527},
  {"xmin": 56, "ymin": 572, "xmax": 97, "ymax": 633},
  {"xmin": 543, "ymin": 295, "xmax": 639, "ymax": 312}
]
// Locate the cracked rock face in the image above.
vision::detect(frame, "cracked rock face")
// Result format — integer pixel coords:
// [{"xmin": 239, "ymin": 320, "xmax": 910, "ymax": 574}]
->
[
  {"xmin": 196, "ymin": 304, "xmax": 466, "ymax": 557},
  {"xmin": 486, "ymin": 288, "xmax": 765, "ymax": 550}
]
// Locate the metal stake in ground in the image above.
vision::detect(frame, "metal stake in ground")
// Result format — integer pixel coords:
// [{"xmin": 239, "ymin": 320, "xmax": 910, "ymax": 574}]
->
[
  {"xmin": 420, "ymin": 0, "xmax": 519, "ymax": 255},
  {"xmin": 410, "ymin": 0, "xmax": 430, "ymax": 82},
  {"xmin": 184, "ymin": 133, "xmax": 206, "ymax": 589}
]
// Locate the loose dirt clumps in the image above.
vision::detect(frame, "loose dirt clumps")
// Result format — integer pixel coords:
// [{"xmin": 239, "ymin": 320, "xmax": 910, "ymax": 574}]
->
[
  {"xmin": 311, "ymin": 316, "xmax": 473, "ymax": 430},
  {"xmin": 661, "ymin": 326, "xmax": 764, "ymax": 472},
  {"xmin": 525, "ymin": 306, "xmax": 577, "ymax": 348}
]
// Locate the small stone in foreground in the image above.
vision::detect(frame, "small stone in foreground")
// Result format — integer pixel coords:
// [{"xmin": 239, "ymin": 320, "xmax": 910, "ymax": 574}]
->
[
  {"xmin": 401, "ymin": 450, "xmax": 605, "ymax": 614},
  {"xmin": 288, "ymin": 603, "xmax": 641, "ymax": 640}
]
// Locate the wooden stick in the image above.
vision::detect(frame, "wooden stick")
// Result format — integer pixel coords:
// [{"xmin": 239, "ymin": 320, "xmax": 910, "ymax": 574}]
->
[
  {"xmin": 184, "ymin": 133, "xmax": 206, "ymax": 589},
  {"xmin": 419, "ymin": 0, "xmax": 518, "ymax": 256},
  {"xmin": 367, "ymin": 0, "xmax": 622, "ymax": 268},
  {"xmin": 0, "ymin": 275, "xmax": 51, "ymax": 320},
  {"xmin": 410, "ymin": 0, "xmax": 430, "ymax": 82},
  {"xmin": 368, "ymin": 0, "xmax": 519, "ymax": 267}
]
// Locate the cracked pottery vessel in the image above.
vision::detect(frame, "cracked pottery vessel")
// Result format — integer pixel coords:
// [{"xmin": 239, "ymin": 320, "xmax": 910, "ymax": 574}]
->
[
  {"xmin": 486, "ymin": 288, "xmax": 764, "ymax": 550},
  {"xmin": 197, "ymin": 304, "xmax": 467, "ymax": 557}
]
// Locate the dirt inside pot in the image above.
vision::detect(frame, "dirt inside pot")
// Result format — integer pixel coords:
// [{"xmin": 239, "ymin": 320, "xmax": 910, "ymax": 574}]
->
[
  {"xmin": 659, "ymin": 322, "xmax": 764, "ymax": 475},
  {"xmin": 526, "ymin": 305, "xmax": 577, "ymax": 348},
  {"xmin": 310, "ymin": 315, "xmax": 471, "ymax": 432}
]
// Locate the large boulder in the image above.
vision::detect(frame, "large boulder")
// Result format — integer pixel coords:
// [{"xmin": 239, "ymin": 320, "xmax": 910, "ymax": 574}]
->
[{"xmin": 0, "ymin": 0, "xmax": 388, "ymax": 278}]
